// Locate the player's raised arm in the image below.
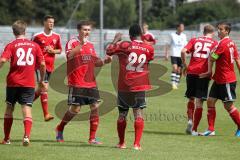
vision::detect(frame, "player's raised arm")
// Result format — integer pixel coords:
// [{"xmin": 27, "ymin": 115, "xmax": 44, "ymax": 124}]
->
[
  {"xmin": 106, "ymin": 33, "xmax": 123, "ymax": 56},
  {"xmin": 67, "ymin": 39, "xmax": 85, "ymax": 59}
]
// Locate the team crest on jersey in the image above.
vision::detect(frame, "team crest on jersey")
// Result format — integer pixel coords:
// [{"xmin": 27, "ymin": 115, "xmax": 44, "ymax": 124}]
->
[
  {"xmin": 53, "ymin": 39, "xmax": 57, "ymax": 45},
  {"xmin": 42, "ymin": 40, "xmax": 45, "ymax": 44}
]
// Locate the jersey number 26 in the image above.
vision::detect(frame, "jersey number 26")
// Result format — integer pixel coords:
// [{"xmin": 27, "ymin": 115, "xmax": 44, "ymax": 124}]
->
[{"xmin": 16, "ymin": 48, "xmax": 34, "ymax": 66}]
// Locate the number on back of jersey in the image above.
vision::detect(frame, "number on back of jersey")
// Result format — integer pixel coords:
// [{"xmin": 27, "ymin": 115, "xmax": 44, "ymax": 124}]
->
[{"xmin": 126, "ymin": 52, "xmax": 146, "ymax": 72}]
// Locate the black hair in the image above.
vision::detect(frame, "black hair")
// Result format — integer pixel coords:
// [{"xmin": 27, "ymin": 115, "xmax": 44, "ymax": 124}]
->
[
  {"xmin": 129, "ymin": 23, "xmax": 143, "ymax": 38},
  {"xmin": 44, "ymin": 15, "xmax": 54, "ymax": 21}
]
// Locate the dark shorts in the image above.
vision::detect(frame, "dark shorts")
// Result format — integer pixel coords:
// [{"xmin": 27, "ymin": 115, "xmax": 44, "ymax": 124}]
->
[
  {"xmin": 68, "ymin": 87, "xmax": 100, "ymax": 106},
  {"xmin": 6, "ymin": 87, "xmax": 35, "ymax": 107},
  {"xmin": 209, "ymin": 81, "xmax": 236, "ymax": 102},
  {"xmin": 118, "ymin": 91, "xmax": 146, "ymax": 110},
  {"xmin": 185, "ymin": 74, "xmax": 210, "ymax": 100},
  {"xmin": 171, "ymin": 56, "xmax": 183, "ymax": 67},
  {"xmin": 36, "ymin": 70, "xmax": 51, "ymax": 83}
]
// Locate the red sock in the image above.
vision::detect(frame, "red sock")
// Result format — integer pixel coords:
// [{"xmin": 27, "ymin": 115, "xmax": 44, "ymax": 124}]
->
[
  {"xmin": 207, "ymin": 107, "xmax": 216, "ymax": 131},
  {"xmin": 89, "ymin": 115, "xmax": 99, "ymax": 140},
  {"xmin": 34, "ymin": 91, "xmax": 40, "ymax": 101},
  {"xmin": 23, "ymin": 117, "xmax": 32, "ymax": 137},
  {"xmin": 134, "ymin": 117, "xmax": 144, "ymax": 146},
  {"xmin": 57, "ymin": 110, "xmax": 76, "ymax": 132},
  {"xmin": 192, "ymin": 107, "xmax": 203, "ymax": 131},
  {"xmin": 187, "ymin": 101, "xmax": 195, "ymax": 121},
  {"xmin": 228, "ymin": 106, "xmax": 240, "ymax": 129},
  {"xmin": 117, "ymin": 119, "xmax": 127, "ymax": 144},
  {"xmin": 40, "ymin": 92, "xmax": 49, "ymax": 116},
  {"xmin": 4, "ymin": 114, "xmax": 13, "ymax": 141}
]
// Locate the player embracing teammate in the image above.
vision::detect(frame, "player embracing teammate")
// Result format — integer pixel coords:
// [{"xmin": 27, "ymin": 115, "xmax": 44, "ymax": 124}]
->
[
  {"xmin": 202, "ymin": 22, "xmax": 240, "ymax": 136},
  {"xmin": 182, "ymin": 22, "xmax": 240, "ymax": 137},
  {"xmin": 181, "ymin": 24, "xmax": 218, "ymax": 135}
]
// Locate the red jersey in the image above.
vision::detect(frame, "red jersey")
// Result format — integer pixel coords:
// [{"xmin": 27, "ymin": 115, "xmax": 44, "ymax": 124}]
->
[
  {"xmin": 141, "ymin": 32, "xmax": 156, "ymax": 45},
  {"xmin": 1, "ymin": 38, "xmax": 44, "ymax": 88},
  {"xmin": 213, "ymin": 37, "xmax": 239, "ymax": 84},
  {"xmin": 106, "ymin": 40, "xmax": 154, "ymax": 92},
  {"xmin": 184, "ymin": 36, "xmax": 218, "ymax": 75},
  {"xmin": 32, "ymin": 31, "xmax": 62, "ymax": 72},
  {"xmin": 65, "ymin": 37, "xmax": 99, "ymax": 88}
]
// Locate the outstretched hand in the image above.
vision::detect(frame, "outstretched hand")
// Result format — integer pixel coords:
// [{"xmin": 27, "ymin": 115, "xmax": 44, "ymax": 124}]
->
[
  {"xmin": 104, "ymin": 55, "xmax": 112, "ymax": 64},
  {"xmin": 113, "ymin": 33, "xmax": 122, "ymax": 43}
]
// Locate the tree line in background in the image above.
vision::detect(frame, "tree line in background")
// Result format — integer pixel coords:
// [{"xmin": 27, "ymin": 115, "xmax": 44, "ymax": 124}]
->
[{"xmin": 0, "ymin": 0, "xmax": 240, "ymax": 29}]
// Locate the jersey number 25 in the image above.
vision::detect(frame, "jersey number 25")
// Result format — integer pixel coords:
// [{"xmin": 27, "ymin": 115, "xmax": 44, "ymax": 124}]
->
[{"xmin": 193, "ymin": 42, "xmax": 211, "ymax": 59}]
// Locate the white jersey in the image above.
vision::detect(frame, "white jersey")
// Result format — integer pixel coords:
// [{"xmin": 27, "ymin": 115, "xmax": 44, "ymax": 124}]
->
[{"xmin": 169, "ymin": 32, "xmax": 187, "ymax": 57}]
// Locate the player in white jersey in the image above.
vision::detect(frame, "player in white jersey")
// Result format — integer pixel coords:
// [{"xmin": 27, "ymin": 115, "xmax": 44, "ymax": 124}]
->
[{"xmin": 165, "ymin": 23, "xmax": 187, "ymax": 89}]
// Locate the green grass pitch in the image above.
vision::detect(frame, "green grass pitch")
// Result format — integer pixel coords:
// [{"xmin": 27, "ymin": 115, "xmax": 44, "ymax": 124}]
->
[{"xmin": 0, "ymin": 58, "xmax": 240, "ymax": 160}]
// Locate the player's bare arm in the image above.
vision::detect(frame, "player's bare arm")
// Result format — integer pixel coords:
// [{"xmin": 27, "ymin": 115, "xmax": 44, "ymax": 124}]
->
[
  {"xmin": 112, "ymin": 33, "xmax": 122, "ymax": 44},
  {"xmin": 235, "ymin": 57, "xmax": 240, "ymax": 75},
  {"xmin": 164, "ymin": 44, "xmax": 170, "ymax": 60},
  {"xmin": 38, "ymin": 61, "xmax": 47, "ymax": 91},
  {"xmin": 0, "ymin": 58, "xmax": 7, "ymax": 69},
  {"xmin": 46, "ymin": 46, "xmax": 61, "ymax": 54},
  {"xmin": 199, "ymin": 56, "xmax": 213, "ymax": 78},
  {"xmin": 94, "ymin": 55, "xmax": 112, "ymax": 67},
  {"xmin": 181, "ymin": 48, "xmax": 188, "ymax": 76}
]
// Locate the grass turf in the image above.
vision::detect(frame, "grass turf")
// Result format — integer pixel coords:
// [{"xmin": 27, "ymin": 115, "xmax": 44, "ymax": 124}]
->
[{"xmin": 0, "ymin": 58, "xmax": 240, "ymax": 160}]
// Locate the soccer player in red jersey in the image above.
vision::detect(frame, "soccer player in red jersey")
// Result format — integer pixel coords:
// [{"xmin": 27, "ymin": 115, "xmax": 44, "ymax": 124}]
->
[
  {"xmin": 0, "ymin": 20, "xmax": 46, "ymax": 146},
  {"xmin": 32, "ymin": 15, "xmax": 62, "ymax": 121},
  {"xmin": 141, "ymin": 22, "xmax": 156, "ymax": 45},
  {"xmin": 202, "ymin": 22, "xmax": 240, "ymax": 136},
  {"xmin": 181, "ymin": 24, "xmax": 218, "ymax": 135},
  {"xmin": 106, "ymin": 24, "xmax": 154, "ymax": 150},
  {"xmin": 55, "ymin": 20, "xmax": 111, "ymax": 144}
]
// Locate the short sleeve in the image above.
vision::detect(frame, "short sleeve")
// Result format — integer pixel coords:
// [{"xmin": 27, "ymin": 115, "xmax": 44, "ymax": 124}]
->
[
  {"xmin": 184, "ymin": 38, "xmax": 195, "ymax": 54},
  {"xmin": 214, "ymin": 42, "xmax": 224, "ymax": 56},
  {"xmin": 106, "ymin": 41, "xmax": 130, "ymax": 56},
  {"xmin": 65, "ymin": 39, "xmax": 76, "ymax": 54}
]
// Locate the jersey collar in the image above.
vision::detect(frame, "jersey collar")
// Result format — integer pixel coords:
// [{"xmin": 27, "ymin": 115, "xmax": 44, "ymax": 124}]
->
[
  {"xmin": 77, "ymin": 36, "xmax": 89, "ymax": 45},
  {"xmin": 43, "ymin": 31, "xmax": 53, "ymax": 37}
]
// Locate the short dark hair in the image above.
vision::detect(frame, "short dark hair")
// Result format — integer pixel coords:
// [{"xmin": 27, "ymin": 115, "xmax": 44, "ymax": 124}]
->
[
  {"xmin": 203, "ymin": 24, "xmax": 215, "ymax": 35},
  {"xmin": 12, "ymin": 20, "xmax": 27, "ymax": 36},
  {"xmin": 129, "ymin": 24, "xmax": 142, "ymax": 38},
  {"xmin": 217, "ymin": 22, "xmax": 231, "ymax": 34},
  {"xmin": 44, "ymin": 15, "xmax": 54, "ymax": 21},
  {"xmin": 77, "ymin": 20, "xmax": 93, "ymax": 30}
]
